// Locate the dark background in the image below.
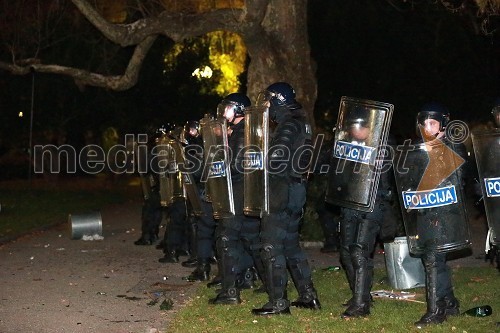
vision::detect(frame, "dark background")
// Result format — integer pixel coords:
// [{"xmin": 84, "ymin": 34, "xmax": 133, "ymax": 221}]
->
[
  {"xmin": 1, "ymin": 0, "xmax": 499, "ymax": 178},
  {"xmin": 309, "ymin": 1, "xmax": 499, "ymax": 138}
]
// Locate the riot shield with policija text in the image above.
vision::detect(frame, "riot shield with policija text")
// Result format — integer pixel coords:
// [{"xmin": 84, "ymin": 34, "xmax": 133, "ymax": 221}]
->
[
  {"xmin": 472, "ymin": 129, "xmax": 500, "ymax": 246},
  {"xmin": 325, "ymin": 96, "xmax": 394, "ymax": 212},
  {"xmin": 168, "ymin": 137, "xmax": 204, "ymax": 217},
  {"xmin": 201, "ymin": 116, "xmax": 234, "ymax": 218},
  {"xmin": 393, "ymin": 140, "xmax": 471, "ymax": 255},
  {"xmin": 243, "ymin": 106, "xmax": 269, "ymax": 217}
]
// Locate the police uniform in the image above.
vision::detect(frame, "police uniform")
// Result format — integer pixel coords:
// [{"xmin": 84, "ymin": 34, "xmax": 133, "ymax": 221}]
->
[
  {"xmin": 183, "ymin": 130, "xmax": 218, "ymax": 281},
  {"xmin": 252, "ymin": 82, "xmax": 320, "ymax": 316},
  {"xmin": 134, "ymin": 131, "xmax": 164, "ymax": 246},
  {"xmin": 209, "ymin": 119, "xmax": 263, "ymax": 304}
]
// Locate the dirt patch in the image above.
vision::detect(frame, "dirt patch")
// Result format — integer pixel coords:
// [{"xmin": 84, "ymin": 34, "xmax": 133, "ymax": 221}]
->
[{"xmin": 0, "ymin": 200, "xmax": 202, "ymax": 333}]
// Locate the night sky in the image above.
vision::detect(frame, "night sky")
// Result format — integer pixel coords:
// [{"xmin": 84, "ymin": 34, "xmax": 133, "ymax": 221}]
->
[
  {"xmin": 309, "ymin": 0, "xmax": 499, "ymax": 139},
  {"xmin": 1, "ymin": 0, "xmax": 499, "ymax": 148}
]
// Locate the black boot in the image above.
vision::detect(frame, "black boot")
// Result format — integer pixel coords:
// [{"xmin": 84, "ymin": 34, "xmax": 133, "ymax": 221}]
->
[
  {"xmin": 184, "ymin": 259, "xmax": 210, "ymax": 282},
  {"xmin": 415, "ymin": 254, "xmax": 447, "ymax": 328},
  {"xmin": 341, "ymin": 244, "xmax": 372, "ymax": 318},
  {"xmin": 444, "ymin": 294, "xmax": 460, "ymax": 316},
  {"xmin": 207, "ymin": 254, "xmax": 223, "ymax": 288},
  {"xmin": 181, "ymin": 257, "xmax": 198, "ymax": 268},
  {"xmin": 291, "ymin": 285, "xmax": 321, "ymax": 310},
  {"xmin": 134, "ymin": 236, "xmax": 155, "ymax": 245},
  {"xmin": 209, "ymin": 235, "xmax": 241, "ymax": 305},
  {"xmin": 208, "ymin": 287, "xmax": 241, "ymax": 304},
  {"xmin": 287, "ymin": 259, "xmax": 321, "ymax": 310},
  {"xmin": 251, "ymin": 299, "xmax": 291, "ymax": 315},
  {"xmin": 339, "ymin": 229, "xmax": 355, "ymax": 307},
  {"xmin": 158, "ymin": 249, "xmax": 179, "ymax": 263},
  {"xmin": 415, "ymin": 299, "xmax": 447, "ymax": 328},
  {"xmin": 182, "ymin": 217, "xmax": 198, "ymax": 267},
  {"xmin": 252, "ymin": 244, "xmax": 291, "ymax": 316}
]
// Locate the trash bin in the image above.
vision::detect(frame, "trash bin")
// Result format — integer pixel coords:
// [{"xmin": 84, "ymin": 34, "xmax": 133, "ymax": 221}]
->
[
  {"xmin": 384, "ymin": 236, "xmax": 425, "ymax": 289},
  {"xmin": 69, "ymin": 211, "xmax": 102, "ymax": 239}
]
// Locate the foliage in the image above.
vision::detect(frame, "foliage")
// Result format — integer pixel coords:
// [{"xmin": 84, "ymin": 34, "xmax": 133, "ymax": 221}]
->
[
  {"xmin": 164, "ymin": 31, "xmax": 247, "ymax": 97},
  {"xmin": 168, "ymin": 266, "xmax": 499, "ymax": 333}
]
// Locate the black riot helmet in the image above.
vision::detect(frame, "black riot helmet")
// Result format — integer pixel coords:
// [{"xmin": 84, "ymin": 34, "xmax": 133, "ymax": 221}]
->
[
  {"xmin": 416, "ymin": 103, "xmax": 450, "ymax": 138},
  {"xmin": 262, "ymin": 82, "xmax": 302, "ymax": 110},
  {"xmin": 182, "ymin": 120, "xmax": 201, "ymax": 144},
  {"xmin": 184, "ymin": 120, "xmax": 200, "ymax": 137},
  {"xmin": 217, "ymin": 93, "xmax": 251, "ymax": 124},
  {"xmin": 257, "ymin": 82, "xmax": 302, "ymax": 123}
]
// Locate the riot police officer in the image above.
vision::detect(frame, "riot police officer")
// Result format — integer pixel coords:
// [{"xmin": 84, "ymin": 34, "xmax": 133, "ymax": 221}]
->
[
  {"xmin": 337, "ymin": 119, "xmax": 393, "ymax": 319},
  {"xmin": 208, "ymin": 93, "xmax": 263, "ymax": 304},
  {"xmin": 158, "ymin": 126, "xmax": 190, "ymax": 263},
  {"xmin": 180, "ymin": 120, "xmax": 204, "ymax": 268},
  {"xmin": 134, "ymin": 127, "xmax": 164, "ymax": 246},
  {"xmin": 182, "ymin": 120, "xmax": 219, "ymax": 281},
  {"xmin": 472, "ymin": 104, "xmax": 500, "ymax": 271},
  {"xmin": 252, "ymin": 82, "xmax": 321, "ymax": 316},
  {"xmin": 323, "ymin": 97, "xmax": 396, "ymax": 319},
  {"xmin": 399, "ymin": 105, "xmax": 468, "ymax": 328}
]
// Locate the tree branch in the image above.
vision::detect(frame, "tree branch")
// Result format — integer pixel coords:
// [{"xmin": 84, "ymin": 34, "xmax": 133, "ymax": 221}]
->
[
  {"xmin": 71, "ymin": 0, "xmax": 251, "ymax": 45},
  {"xmin": 0, "ymin": 35, "xmax": 157, "ymax": 91}
]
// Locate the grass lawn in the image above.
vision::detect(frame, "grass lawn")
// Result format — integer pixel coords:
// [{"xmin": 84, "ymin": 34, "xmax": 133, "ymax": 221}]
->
[
  {"xmin": 169, "ymin": 267, "xmax": 499, "ymax": 333},
  {"xmin": 0, "ymin": 175, "xmax": 139, "ymax": 242}
]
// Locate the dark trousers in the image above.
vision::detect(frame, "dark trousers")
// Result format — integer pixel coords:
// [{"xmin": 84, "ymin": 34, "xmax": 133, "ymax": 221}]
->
[
  {"xmin": 260, "ymin": 181, "xmax": 314, "ymax": 303},
  {"xmin": 163, "ymin": 199, "xmax": 188, "ymax": 252},
  {"xmin": 140, "ymin": 191, "xmax": 162, "ymax": 241},
  {"xmin": 196, "ymin": 200, "xmax": 217, "ymax": 260},
  {"xmin": 214, "ymin": 181, "xmax": 260, "ymax": 289},
  {"xmin": 339, "ymin": 206, "xmax": 384, "ymax": 303}
]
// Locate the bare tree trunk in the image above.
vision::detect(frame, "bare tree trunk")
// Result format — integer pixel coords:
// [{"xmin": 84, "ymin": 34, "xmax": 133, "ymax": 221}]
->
[{"xmin": 245, "ymin": 0, "xmax": 317, "ymax": 128}]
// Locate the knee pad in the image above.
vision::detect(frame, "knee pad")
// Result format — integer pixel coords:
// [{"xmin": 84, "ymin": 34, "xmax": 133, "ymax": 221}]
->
[
  {"xmin": 261, "ymin": 243, "xmax": 276, "ymax": 262},
  {"xmin": 349, "ymin": 243, "xmax": 368, "ymax": 268},
  {"xmin": 216, "ymin": 235, "xmax": 230, "ymax": 254}
]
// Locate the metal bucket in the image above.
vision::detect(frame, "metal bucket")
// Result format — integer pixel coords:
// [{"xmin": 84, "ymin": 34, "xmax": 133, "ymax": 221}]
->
[
  {"xmin": 384, "ymin": 236, "xmax": 425, "ymax": 290},
  {"xmin": 69, "ymin": 211, "xmax": 103, "ymax": 239}
]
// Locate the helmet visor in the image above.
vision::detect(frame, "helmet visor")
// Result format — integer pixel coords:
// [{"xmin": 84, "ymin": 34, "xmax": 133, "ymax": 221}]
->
[
  {"xmin": 256, "ymin": 90, "xmax": 275, "ymax": 107},
  {"xmin": 217, "ymin": 100, "xmax": 239, "ymax": 120},
  {"xmin": 416, "ymin": 111, "xmax": 447, "ymax": 137}
]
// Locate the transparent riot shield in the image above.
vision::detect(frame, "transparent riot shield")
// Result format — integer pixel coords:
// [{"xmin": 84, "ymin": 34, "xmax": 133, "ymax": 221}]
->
[
  {"xmin": 169, "ymin": 138, "xmax": 204, "ymax": 217},
  {"xmin": 393, "ymin": 140, "xmax": 471, "ymax": 255},
  {"xmin": 243, "ymin": 106, "xmax": 269, "ymax": 217},
  {"xmin": 154, "ymin": 133, "xmax": 172, "ymax": 207},
  {"xmin": 201, "ymin": 117, "xmax": 234, "ymax": 218},
  {"xmin": 165, "ymin": 138, "xmax": 185, "ymax": 205},
  {"xmin": 325, "ymin": 96, "xmax": 394, "ymax": 211},
  {"xmin": 472, "ymin": 129, "xmax": 500, "ymax": 245}
]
